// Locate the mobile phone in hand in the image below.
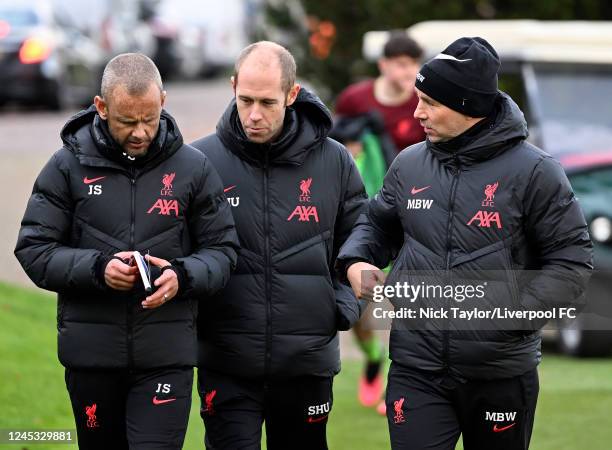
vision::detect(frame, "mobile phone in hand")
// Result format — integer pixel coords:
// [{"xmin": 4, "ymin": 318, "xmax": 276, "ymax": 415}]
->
[{"xmin": 132, "ymin": 251, "xmax": 152, "ymax": 293}]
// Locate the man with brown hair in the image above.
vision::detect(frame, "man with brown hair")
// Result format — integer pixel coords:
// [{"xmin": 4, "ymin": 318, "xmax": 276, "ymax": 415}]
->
[
  {"xmin": 192, "ymin": 41, "xmax": 367, "ymax": 449},
  {"xmin": 335, "ymin": 34, "xmax": 425, "ymax": 158}
]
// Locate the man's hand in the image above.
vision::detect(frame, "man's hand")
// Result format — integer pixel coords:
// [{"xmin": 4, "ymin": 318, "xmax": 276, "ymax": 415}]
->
[
  {"xmin": 141, "ymin": 255, "xmax": 179, "ymax": 309},
  {"xmin": 104, "ymin": 251, "xmax": 138, "ymax": 291},
  {"xmin": 347, "ymin": 261, "xmax": 386, "ymax": 302}
]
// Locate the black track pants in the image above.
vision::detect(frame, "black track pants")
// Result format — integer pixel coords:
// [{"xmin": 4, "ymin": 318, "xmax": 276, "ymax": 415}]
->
[
  {"xmin": 386, "ymin": 363, "xmax": 539, "ymax": 450},
  {"xmin": 65, "ymin": 367, "xmax": 193, "ymax": 450}
]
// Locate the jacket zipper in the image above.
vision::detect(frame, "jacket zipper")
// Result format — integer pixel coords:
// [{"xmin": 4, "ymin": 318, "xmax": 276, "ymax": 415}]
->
[
  {"xmin": 130, "ymin": 171, "xmax": 136, "ymax": 249},
  {"xmin": 443, "ymin": 158, "xmax": 461, "ymax": 370},
  {"xmin": 127, "ymin": 169, "xmax": 136, "ymax": 369},
  {"xmin": 263, "ymin": 154, "xmax": 272, "ymax": 376}
]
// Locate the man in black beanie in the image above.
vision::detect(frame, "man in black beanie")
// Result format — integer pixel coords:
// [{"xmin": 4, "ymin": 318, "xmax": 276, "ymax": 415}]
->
[
  {"xmin": 338, "ymin": 37, "xmax": 593, "ymax": 450},
  {"xmin": 415, "ymin": 36, "xmax": 500, "ymax": 119}
]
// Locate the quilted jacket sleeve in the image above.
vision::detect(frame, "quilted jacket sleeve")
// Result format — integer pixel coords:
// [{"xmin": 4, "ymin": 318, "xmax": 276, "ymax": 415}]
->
[
  {"xmin": 332, "ymin": 148, "xmax": 368, "ymax": 330},
  {"xmin": 520, "ymin": 156, "xmax": 593, "ymax": 328},
  {"xmin": 15, "ymin": 151, "xmax": 106, "ymax": 292}
]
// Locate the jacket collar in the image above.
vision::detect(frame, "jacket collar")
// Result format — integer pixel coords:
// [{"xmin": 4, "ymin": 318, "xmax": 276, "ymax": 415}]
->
[
  {"xmin": 427, "ymin": 91, "xmax": 528, "ymax": 167},
  {"xmin": 60, "ymin": 105, "xmax": 184, "ymax": 171},
  {"xmin": 216, "ymin": 88, "xmax": 332, "ymax": 167}
]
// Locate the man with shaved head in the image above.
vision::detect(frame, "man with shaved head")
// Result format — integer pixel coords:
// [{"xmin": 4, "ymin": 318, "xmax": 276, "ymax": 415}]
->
[
  {"xmin": 191, "ymin": 41, "xmax": 367, "ymax": 449},
  {"xmin": 15, "ymin": 53, "xmax": 239, "ymax": 449}
]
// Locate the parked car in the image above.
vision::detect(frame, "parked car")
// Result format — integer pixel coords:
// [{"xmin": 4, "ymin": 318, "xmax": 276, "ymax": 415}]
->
[
  {"xmin": 0, "ymin": 0, "xmax": 106, "ymax": 109},
  {"xmin": 364, "ymin": 20, "xmax": 612, "ymax": 357}
]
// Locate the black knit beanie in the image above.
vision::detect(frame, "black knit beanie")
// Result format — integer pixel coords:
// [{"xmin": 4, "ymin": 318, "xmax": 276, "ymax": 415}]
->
[{"xmin": 415, "ymin": 37, "xmax": 500, "ymax": 117}]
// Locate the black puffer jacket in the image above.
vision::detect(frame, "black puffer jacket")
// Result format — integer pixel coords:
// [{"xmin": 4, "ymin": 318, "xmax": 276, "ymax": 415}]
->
[
  {"xmin": 15, "ymin": 106, "xmax": 239, "ymax": 370},
  {"xmin": 338, "ymin": 93, "xmax": 593, "ymax": 380},
  {"xmin": 191, "ymin": 88, "xmax": 367, "ymax": 378}
]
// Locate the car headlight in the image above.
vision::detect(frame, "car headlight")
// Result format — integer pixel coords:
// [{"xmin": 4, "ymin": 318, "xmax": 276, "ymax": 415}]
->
[{"xmin": 590, "ymin": 216, "xmax": 612, "ymax": 243}]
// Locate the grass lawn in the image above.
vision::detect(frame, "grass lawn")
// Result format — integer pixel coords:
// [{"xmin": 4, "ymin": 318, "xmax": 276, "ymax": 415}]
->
[{"xmin": 1, "ymin": 282, "xmax": 611, "ymax": 449}]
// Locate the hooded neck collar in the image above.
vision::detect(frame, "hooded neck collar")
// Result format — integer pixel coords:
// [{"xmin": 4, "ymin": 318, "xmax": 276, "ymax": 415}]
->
[
  {"xmin": 434, "ymin": 108, "xmax": 497, "ymax": 153},
  {"xmin": 427, "ymin": 92, "xmax": 528, "ymax": 167},
  {"xmin": 60, "ymin": 105, "xmax": 184, "ymax": 171},
  {"xmin": 227, "ymin": 103, "xmax": 301, "ymax": 164},
  {"xmin": 91, "ymin": 115, "xmax": 167, "ymax": 168},
  {"xmin": 216, "ymin": 88, "xmax": 332, "ymax": 167}
]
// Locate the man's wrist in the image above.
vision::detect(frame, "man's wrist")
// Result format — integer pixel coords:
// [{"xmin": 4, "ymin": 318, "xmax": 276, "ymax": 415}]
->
[
  {"xmin": 345, "ymin": 258, "xmax": 369, "ymax": 273},
  {"xmin": 162, "ymin": 265, "xmax": 187, "ymax": 296},
  {"xmin": 95, "ymin": 255, "xmax": 115, "ymax": 288},
  {"xmin": 336, "ymin": 257, "xmax": 369, "ymax": 284}
]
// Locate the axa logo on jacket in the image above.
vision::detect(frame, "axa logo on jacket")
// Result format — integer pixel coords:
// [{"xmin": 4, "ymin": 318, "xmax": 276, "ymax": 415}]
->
[
  {"xmin": 288, "ymin": 205, "xmax": 319, "ymax": 222},
  {"xmin": 288, "ymin": 177, "xmax": 319, "ymax": 222},
  {"xmin": 147, "ymin": 173, "xmax": 180, "ymax": 217},
  {"xmin": 467, "ymin": 210, "xmax": 502, "ymax": 229},
  {"xmin": 467, "ymin": 181, "xmax": 503, "ymax": 229}
]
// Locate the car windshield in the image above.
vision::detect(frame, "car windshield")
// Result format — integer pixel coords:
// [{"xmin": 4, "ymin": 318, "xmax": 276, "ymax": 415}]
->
[
  {"xmin": 533, "ymin": 67, "xmax": 612, "ymax": 156},
  {"xmin": 0, "ymin": 7, "xmax": 39, "ymax": 26},
  {"xmin": 571, "ymin": 168, "xmax": 612, "ymax": 193}
]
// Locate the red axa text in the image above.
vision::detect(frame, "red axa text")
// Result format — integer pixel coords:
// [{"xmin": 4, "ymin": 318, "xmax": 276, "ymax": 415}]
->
[
  {"xmin": 287, "ymin": 205, "xmax": 319, "ymax": 222},
  {"xmin": 467, "ymin": 210, "xmax": 502, "ymax": 229},
  {"xmin": 147, "ymin": 199, "xmax": 179, "ymax": 217}
]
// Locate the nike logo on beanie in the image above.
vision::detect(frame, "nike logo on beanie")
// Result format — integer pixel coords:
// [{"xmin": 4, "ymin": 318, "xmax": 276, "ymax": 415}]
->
[{"xmin": 433, "ymin": 53, "xmax": 472, "ymax": 62}]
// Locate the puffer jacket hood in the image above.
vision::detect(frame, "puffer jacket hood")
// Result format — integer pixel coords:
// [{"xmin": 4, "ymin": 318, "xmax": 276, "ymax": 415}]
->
[
  {"xmin": 60, "ymin": 105, "xmax": 183, "ymax": 169},
  {"xmin": 216, "ymin": 87, "xmax": 333, "ymax": 166}
]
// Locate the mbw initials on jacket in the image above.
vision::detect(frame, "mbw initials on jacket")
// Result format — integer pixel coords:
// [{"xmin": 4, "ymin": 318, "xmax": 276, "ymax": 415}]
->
[{"xmin": 407, "ymin": 185, "xmax": 433, "ymax": 210}]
